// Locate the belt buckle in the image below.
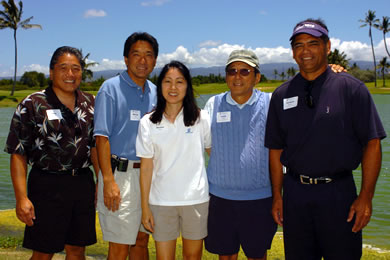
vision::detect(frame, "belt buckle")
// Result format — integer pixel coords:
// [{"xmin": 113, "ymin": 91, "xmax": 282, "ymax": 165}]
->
[
  {"xmin": 319, "ymin": 177, "xmax": 333, "ymax": 184},
  {"xmin": 299, "ymin": 175, "xmax": 311, "ymax": 184}
]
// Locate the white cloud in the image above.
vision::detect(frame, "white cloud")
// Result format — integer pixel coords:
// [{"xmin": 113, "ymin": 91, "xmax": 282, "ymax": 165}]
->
[
  {"xmin": 83, "ymin": 9, "xmax": 107, "ymax": 18},
  {"xmin": 3, "ymin": 38, "xmax": 390, "ymax": 77},
  {"xmin": 330, "ymin": 37, "xmax": 390, "ymax": 61},
  {"xmin": 156, "ymin": 43, "xmax": 292, "ymax": 68},
  {"xmin": 199, "ymin": 40, "xmax": 222, "ymax": 48},
  {"xmin": 92, "ymin": 58, "xmax": 126, "ymax": 71},
  {"xmin": 141, "ymin": 0, "xmax": 170, "ymax": 7},
  {"xmin": 21, "ymin": 64, "xmax": 50, "ymax": 75}
]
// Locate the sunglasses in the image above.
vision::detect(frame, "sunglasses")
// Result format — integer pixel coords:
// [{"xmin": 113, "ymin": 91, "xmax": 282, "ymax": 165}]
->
[
  {"xmin": 304, "ymin": 82, "xmax": 315, "ymax": 108},
  {"xmin": 226, "ymin": 68, "xmax": 253, "ymax": 77}
]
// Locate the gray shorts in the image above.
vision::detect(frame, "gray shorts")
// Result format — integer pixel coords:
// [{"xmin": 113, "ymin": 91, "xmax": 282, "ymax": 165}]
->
[
  {"xmin": 97, "ymin": 164, "xmax": 142, "ymax": 245},
  {"xmin": 150, "ymin": 201, "xmax": 209, "ymax": 241}
]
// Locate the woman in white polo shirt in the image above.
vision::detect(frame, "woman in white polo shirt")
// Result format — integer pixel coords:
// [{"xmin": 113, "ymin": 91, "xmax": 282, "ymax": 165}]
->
[{"xmin": 136, "ymin": 60, "xmax": 211, "ymax": 259}]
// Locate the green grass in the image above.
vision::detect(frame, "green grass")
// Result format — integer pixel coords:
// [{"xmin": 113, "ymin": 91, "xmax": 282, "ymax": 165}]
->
[{"xmin": 0, "ymin": 210, "xmax": 389, "ymax": 259}]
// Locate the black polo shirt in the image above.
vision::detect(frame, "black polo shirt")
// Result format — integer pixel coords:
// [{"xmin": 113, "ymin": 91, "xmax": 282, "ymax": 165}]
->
[
  {"xmin": 265, "ymin": 67, "xmax": 386, "ymax": 176},
  {"xmin": 5, "ymin": 86, "xmax": 95, "ymax": 171}
]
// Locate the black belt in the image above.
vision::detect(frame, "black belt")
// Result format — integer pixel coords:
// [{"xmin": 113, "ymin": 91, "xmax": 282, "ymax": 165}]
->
[
  {"xmin": 287, "ymin": 168, "xmax": 352, "ymax": 185},
  {"xmin": 35, "ymin": 167, "xmax": 91, "ymax": 176},
  {"xmin": 111, "ymin": 154, "xmax": 140, "ymax": 173}
]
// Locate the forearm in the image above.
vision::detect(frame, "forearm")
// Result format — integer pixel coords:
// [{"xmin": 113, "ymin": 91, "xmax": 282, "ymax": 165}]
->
[
  {"xmin": 360, "ymin": 138, "xmax": 382, "ymax": 200},
  {"xmin": 10, "ymin": 154, "xmax": 28, "ymax": 201},
  {"xmin": 96, "ymin": 136, "xmax": 114, "ymax": 182},
  {"xmin": 269, "ymin": 149, "xmax": 284, "ymax": 199}
]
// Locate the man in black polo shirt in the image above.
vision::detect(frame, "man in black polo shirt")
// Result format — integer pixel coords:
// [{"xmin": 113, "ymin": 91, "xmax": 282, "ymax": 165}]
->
[
  {"xmin": 265, "ymin": 18, "xmax": 386, "ymax": 260},
  {"xmin": 5, "ymin": 46, "xmax": 99, "ymax": 260}
]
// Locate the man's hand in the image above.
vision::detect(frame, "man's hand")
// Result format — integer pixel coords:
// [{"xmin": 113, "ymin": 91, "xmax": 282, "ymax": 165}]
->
[
  {"xmin": 272, "ymin": 197, "xmax": 284, "ymax": 226},
  {"xmin": 15, "ymin": 197, "xmax": 35, "ymax": 226},
  {"xmin": 329, "ymin": 64, "xmax": 347, "ymax": 73},
  {"xmin": 347, "ymin": 195, "xmax": 372, "ymax": 233},
  {"xmin": 103, "ymin": 179, "xmax": 121, "ymax": 212}
]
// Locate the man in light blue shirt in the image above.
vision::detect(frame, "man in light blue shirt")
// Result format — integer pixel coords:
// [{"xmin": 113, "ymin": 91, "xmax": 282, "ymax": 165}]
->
[{"xmin": 94, "ymin": 32, "xmax": 158, "ymax": 260}]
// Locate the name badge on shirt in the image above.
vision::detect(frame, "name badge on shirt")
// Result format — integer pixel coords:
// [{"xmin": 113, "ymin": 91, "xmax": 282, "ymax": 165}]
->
[
  {"xmin": 130, "ymin": 110, "xmax": 141, "ymax": 121},
  {"xmin": 283, "ymin": 96, "xmax": 298, "ymax": 110},
  {"xmin": 216, "ymin": 111, "xmax": 231, "ymax": 123},
  {"xmin": 46, "ymin": 109, "xmax": 63, "ymax": 120}
]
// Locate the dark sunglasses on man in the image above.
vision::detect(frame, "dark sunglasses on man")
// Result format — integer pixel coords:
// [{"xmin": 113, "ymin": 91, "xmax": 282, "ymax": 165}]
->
[{"xmin": 226, "ymin": 68, "xmax": 253, "ymax": 77}]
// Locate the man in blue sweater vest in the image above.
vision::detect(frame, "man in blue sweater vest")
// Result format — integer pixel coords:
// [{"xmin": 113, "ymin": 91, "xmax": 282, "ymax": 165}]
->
[{"xmin": 204, "ymin": 49, "xmax": 277, "ymax": 260}]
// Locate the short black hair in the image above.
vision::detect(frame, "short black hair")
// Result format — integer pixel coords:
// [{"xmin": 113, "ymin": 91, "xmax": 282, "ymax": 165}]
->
[
  {"xmin": 50, "ymin": 46, "xmax": 84, "ymax": 70},
  {"xmin": 123, "ymin": 32, "xmax": 159, "ymax": 58},
  {"xmin": 290, "ymin": 18, "xmax": 329, "ymax": 46}
]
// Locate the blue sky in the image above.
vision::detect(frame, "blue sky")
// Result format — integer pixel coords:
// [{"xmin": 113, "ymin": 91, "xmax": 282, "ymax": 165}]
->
[{"xmin": 1, "ymin": 0, "xmax": 389, "ymax": 77}]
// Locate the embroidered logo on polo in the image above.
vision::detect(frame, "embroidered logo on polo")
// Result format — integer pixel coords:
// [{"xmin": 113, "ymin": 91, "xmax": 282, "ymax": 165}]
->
[{"xmin": 185, "ymin": 128, "xmax": 193, "ymax": 134}]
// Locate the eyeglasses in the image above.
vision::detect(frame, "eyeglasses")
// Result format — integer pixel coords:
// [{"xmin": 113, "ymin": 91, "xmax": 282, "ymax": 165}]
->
[
  {"xmin": 226, "ymin": 68, "xmax": 253, "ymax": 77},
  {"xmin": 304, "ymin": 82, "xmax": 315, "ymax": 108}
]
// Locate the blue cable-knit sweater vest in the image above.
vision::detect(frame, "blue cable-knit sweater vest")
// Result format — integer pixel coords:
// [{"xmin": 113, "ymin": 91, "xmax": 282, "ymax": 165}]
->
[{"xmin": 207, "ymin": 90, "xmax": 272, "ymax": 200}]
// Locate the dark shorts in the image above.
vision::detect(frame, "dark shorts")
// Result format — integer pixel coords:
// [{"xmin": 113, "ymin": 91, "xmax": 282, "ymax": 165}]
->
[
  {"xmin": 205, "ymin": 194, "xmax": 277, "ymax": 258},
  {"xmin": 283, "ymin": 174, "xmax": 362, "ymax": 260},
  {"xmin": 23, "ymin": 167, "xmax": 97, "ymax": 254}
]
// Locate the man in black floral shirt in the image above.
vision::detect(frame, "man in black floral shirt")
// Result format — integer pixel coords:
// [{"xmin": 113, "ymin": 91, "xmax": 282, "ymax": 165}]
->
[{"xmin": 4, "ymin": 46, "xmax": 99, "ymax": 260}]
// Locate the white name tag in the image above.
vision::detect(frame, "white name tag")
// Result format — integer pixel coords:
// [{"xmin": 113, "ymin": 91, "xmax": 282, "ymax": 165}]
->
[
  {"xmin": 46, "ymin": 109, "xmax": 63, "ymax": 120},
  {"xmin": 130, "ymin": 110, "xmax": 141, "ymax": 121},
  {"xmin": 216, "ymin": 111, "xmax": 231, "ymax": 123},
  {"xmin": 283, "ymin": 96, "xmax": 298, "ymax": 110}
]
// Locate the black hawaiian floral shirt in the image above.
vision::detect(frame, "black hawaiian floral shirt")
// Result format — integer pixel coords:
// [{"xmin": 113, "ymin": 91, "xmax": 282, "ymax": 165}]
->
[{"xmin": 4, "ymin": 87, "xmax": 95, "ymax": 171}]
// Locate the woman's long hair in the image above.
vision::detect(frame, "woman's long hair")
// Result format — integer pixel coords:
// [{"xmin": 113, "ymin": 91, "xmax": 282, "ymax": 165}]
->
[{"xmin": 150, "ymin": 60, "xmax": 200, "ymax": 126}]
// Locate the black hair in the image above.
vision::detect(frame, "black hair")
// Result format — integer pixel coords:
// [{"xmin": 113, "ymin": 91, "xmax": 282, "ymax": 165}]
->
[
  {"xmin": 150, "ymin": 60, "xmax": 200, "ymax": 127},
  {"xmin": 123, "ymin": 32, "xmax": 159, "ymax": 58},
  {"xmin": 50, "ymin": 46, "xmax": 84, "ymax": 70},
  {"xmin": 291, "ymin": 18, "xmax": 330, "ymax": 46}
]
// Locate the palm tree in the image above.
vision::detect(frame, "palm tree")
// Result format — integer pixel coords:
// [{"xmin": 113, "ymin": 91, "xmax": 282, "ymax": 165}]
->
[
  {"xmin": 279, "ymin": 71, "xmax": 286, "ymax": 81},
  {"xmin": 374, "ymin": 16, "xmax": 390, "ymax": 58},
  {"xmin": 286, "ymin": 67, "xmax": 296, "ymax": 79},
  {"xmin": 359, "ymin": 10, "xmax": 380, "ymax": 87},
  {"xmin": 328, "ymin": 49, "xmax": 350, "ymax": 69},
  {"xmin": 273, "ymin": 69, "xmax": 278, "ymax": 80},
  {"xmin": 79, "ymin": 49, "xmax": 99, "ymax": 82},
  {"xmin": 0, "ymin": 0, "xmax": 41, "ymax": 96},
  {"xmin": 377, "ymin": 57, "xmax": 390, "ymax": 87}
]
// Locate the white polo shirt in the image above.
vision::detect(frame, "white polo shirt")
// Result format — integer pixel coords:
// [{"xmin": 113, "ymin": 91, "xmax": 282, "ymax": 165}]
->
[{"xmin": 136, "ymin": 109, "xmax": 211, "ymax": 206}]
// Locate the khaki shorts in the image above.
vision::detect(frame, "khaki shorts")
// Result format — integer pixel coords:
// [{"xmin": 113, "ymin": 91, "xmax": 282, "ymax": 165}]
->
[
  {"xmin": 150, "ymin": 201, "xmax": 209, "ymax": 241},
  {"xmin": 97, "ymin": 164, "xmax": 142, "ymax": 245}
]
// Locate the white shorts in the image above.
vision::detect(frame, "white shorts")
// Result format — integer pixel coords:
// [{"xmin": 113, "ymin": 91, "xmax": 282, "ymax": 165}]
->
[{"xmin": 97, "ymin": 162, "xmax": 142, "ymax": 245}]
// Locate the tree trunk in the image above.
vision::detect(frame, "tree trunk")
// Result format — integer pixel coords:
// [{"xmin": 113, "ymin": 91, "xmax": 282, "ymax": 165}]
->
[
  {"xmin": 369, "ymin": 27, "xmax": 377, "ymax": 88},
  {"xmin": 11, "ymin": 29, "xmax": 17, "ymax": 96},
  {"xmin": 383, "ymin": 70, "xmax": 386, "ymax": 88},
  {"xmin": 384, "ymin": 33, "xmax": 390, "ymax": 58}
]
